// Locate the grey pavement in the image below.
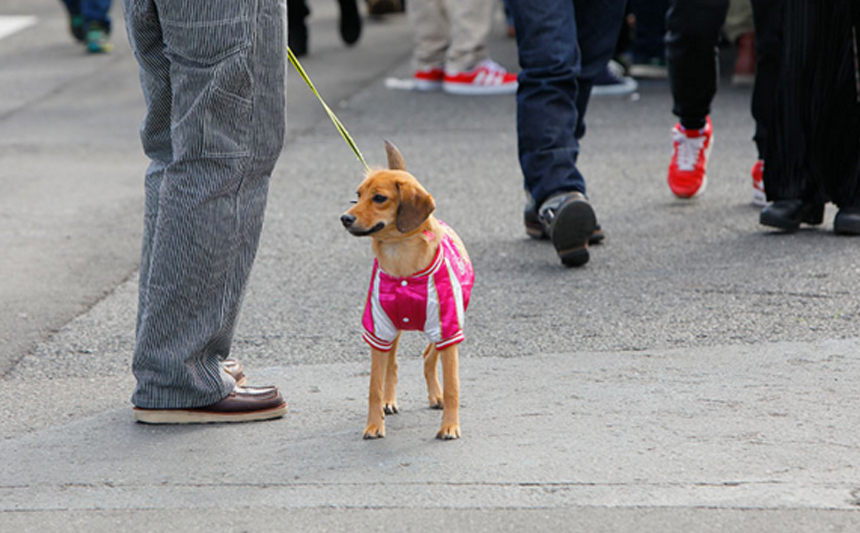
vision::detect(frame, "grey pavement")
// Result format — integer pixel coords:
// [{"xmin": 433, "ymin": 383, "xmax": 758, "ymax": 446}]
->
[{"xmin": 2, "ymin": 1, "xmax": 860, "ymax": 532}]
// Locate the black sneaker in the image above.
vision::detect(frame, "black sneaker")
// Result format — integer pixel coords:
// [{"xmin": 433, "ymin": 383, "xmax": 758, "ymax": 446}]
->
[
  {"xmin": 759, "ymin": 200, "xmax": 824, "ymax": 231},
  {"xmin": 591, "ymin": 60, "xmax": 637, "ymax": 97},
  {"xmin": 538, "ymin": 191, "xmax": 597, "ymax": 267},
  {"xmin": 338, "ymin": 0, "xmax": 361, "ymax": 45},
  {"xmin": 288, "ymin": 0, "xmax": 310, "ymax": 56},
  {"xmin": 525, "ymin": 192, "xmax": 604, "ymax": 245}
]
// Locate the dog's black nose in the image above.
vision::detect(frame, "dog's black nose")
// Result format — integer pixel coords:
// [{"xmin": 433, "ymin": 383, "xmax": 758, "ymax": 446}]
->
[{"xmin": 341, "ymin": 214, "xmax": 355, "ymax": 228}]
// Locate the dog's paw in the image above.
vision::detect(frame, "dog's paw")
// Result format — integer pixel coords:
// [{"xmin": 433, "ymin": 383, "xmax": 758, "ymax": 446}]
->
[
  {"xmin": 383, "ymin": 402, "xmax": 399, "ymax": 415},
  {"xmin": 363, "ymin": 424, "xmax": 386, "ymax": 439},
  {"xmin": 428, "ymin": 396, "xmax": 444, "ymax": 410},
  {"xmin": 436, "ymin": 424, "xmax": 460, "ymax": 440}
]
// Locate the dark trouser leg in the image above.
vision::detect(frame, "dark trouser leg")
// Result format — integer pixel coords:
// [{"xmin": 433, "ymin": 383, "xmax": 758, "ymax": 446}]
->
[
  {"xmin": 629, "ymin": 0, "xmax": 669, "ymax": 62},
  {"xmin": 666, "ymin": 0, "xmax": 729, "ymax": 129},
  {"xmin": 749, "ymin": 0, "xmax": 782, "ymax": 162},
  {"xmin": 508, "ymin": 0, "xmax": 625, "ymax": 206},
  {"xmin": 806, "ymin": 0, "xmax": 860, "ymax": 208},
  {"xmin": 764, "ymin": 0, "xmax": 859, "ymax": 206},
  {"xmin": 288, "ymin": 0, "xmax": 310, "ymax": 55}
]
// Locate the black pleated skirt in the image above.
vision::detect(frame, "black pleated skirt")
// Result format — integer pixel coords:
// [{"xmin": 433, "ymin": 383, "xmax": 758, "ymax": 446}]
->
[{"xmin": 763, "ymin": 0, "xmax": 860, "ymax": 208}]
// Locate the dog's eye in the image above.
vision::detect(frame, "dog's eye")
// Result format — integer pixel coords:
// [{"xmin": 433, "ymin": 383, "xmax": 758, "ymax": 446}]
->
[{"xmin": 372, "ymin": 195, "xmax": 388, "ymax": 204}]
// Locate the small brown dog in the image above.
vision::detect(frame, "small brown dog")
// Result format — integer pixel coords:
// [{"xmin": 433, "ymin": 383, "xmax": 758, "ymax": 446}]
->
[{"xmin": 341, "ymin": 142, "xmax": 474, "ymax": 440}]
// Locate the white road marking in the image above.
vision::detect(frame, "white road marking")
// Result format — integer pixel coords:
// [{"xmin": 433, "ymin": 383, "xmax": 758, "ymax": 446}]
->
[
  {"xmin": 0, "ymin": 16, "xmax": 37, "ymax": 41},
  {"xmin": 384, "ymin": 77, "xmax": 417, "ymax": 91}
]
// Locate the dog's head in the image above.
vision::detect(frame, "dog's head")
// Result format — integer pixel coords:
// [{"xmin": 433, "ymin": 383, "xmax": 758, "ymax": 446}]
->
[{"xmin": 341, "ymin": 142, "xmax": 436, "ymax": 240}]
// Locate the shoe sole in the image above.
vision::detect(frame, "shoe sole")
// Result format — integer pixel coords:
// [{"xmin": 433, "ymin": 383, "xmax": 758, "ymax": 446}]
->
[
  {"xmin": 525, "ymin": 221, "xmax": 545, "ymax": 239},
  {"xmin": 413, "ymin": 79, "xmax": 443, "ymax": 91},
  {"xmin": 527, "ymin": 219, "xmax": 605, "ymax": 245},
  {"xmin": 591, "ymin": 79, "xmax": 638, "ymax": 97},
  {"xmin": 87, "ymin": 43, "xmax": 113, "ymax": 54},
  {"xmin": 759, "ymin": 206, "xmax": 824, "ymax": 231},
  {"xmin": 551, "ymin": 199, "xmax": 597, "ymax": 267},
  {"xmin": 133, "ymin": 403, "xmax": 287, "ymax": 424},
  {"xmin": 759, "ymin": 210, "xmax": 801, "ymax": 231},
  {"xmin": 442, "ymin": 83, "xmax": 518, "ymax": 96},
  {"xmin": 629, "ymin": 65, "xmax": 668, "ymax": 79}
]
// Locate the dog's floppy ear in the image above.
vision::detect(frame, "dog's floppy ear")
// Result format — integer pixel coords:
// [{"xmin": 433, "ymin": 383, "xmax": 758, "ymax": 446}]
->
[
  {"xmin": 385, "ymin": 140, "xmax": 407, "ymax": 171},
  {"xmin": 396, "ymin": 178, "xmax": 435, "ymax": 233}
]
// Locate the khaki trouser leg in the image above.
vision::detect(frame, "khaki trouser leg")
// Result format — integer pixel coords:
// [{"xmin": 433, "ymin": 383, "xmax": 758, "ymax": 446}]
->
[
  {"xmin": 408, "ymin": 0, "xmax": 494, "ymax": 73},
  {"xmin": 408, "ymin": 0, "xmax": 449, "ymax": 71},
  {"xmin": 443, "ymin": 0, "xmax": 493, "ymax": 73}
]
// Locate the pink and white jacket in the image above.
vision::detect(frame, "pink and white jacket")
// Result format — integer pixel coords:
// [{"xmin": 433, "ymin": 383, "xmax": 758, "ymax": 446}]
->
[{"xmin": 362, "ymin": 226, "xmax": 474, "ymax": 352}]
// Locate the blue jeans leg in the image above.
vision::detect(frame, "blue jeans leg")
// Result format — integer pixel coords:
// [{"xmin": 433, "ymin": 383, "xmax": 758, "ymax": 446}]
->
[
  {"xmin": 82, "ymin": 0, "xmax": 113, "ymax": 29},
  {"xmin": 508, "ymin": 0, "xmax": 626, "ymax": 206}
]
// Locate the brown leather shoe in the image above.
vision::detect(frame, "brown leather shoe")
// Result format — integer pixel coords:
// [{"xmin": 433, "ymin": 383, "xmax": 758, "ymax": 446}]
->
[
  {"xmin": 133, "ymin": 387, "xmax": 288, "ymax": 424},
  {"xmin": 221, "ymin": 358, "xmax": 247, "ymax": 387}
]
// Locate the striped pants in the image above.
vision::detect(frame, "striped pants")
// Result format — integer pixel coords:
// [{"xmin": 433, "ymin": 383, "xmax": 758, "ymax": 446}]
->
[
  {"xmin": 761, "ymin": 0, "xmax": 860, "ymax": 207},
  {"xmin": 123, "ymin": 0, "xmax": 286, "ymax": 408}
]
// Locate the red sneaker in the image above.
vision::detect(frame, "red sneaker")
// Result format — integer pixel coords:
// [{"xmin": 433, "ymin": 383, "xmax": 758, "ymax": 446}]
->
[
  {"xmin": 443, "ymin": 59, "xmax": 518, "ymax": 95},
  {"xmin": 751, "ymin": 159, "xmax": 766, "ymax": 206},
  {"xmin": 732, "ymin": 31, "xmax": 756, "ymax": 86},
  {"xmin": 413, "ymin": 67, "xmax": 444, "ymax": 91},
  {"xmin": 668, "ymin": 117, "xmax": 713, "ymax": 199}
]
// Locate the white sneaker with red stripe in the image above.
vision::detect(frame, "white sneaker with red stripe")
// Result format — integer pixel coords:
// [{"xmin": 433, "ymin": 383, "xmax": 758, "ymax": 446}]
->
[
  {"xmin": 443, "ymin": 59, "xmax": 518, "ymax": 95},
  {"xmin": 667, "ymin": 117, "xmax": 713, "ymax": 199},
  {"xmin": 413, "ymin": 67, "xmax": 444, "ymax": 91},
  {"xmin": 751, "ymin": 159, "xmax": 766, "ymax": 207}
]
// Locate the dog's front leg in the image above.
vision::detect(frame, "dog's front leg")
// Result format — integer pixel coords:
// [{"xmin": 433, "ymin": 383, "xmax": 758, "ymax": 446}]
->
[
  {"xmin": 364, "ymin": 347, "xmax": 389, "ymax": 439},
  {"xmin": 436, "ymin": 345, "xmax": 461, "ymax": 440},
  {"xmin": 383, "ymin": 335, "xmax": 399, "ymax": 414}
]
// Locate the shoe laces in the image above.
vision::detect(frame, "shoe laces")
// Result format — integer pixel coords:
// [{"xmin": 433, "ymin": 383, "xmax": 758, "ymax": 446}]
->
[
  {"xmin": 538, "ymin": 192, "xmax": 584, "ymax": 224},
  {"xmin": 473, "ymin": 59, "xmax": 509, "ymax": 84},
  {"xmin": 478, "ymin": 59, "xmax": 506, "ymax": 74},
  {"xmin": 673, "ymin": 128, "xmax": 706, "ymax": 171}
]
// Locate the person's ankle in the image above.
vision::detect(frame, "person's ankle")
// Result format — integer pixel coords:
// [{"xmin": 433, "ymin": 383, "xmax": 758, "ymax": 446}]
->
[{"xmin": 680, "ymin": 118, "xmax": 707, "ymax": 131}]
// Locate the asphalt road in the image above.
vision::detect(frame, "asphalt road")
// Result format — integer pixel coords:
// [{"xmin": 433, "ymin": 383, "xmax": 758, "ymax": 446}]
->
[{"xmin": 2, "ymin": 1, "xmax": 859, "ymax": 531}]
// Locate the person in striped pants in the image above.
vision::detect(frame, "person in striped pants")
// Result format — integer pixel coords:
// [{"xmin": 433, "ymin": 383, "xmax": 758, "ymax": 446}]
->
[{"xmin": 123, "ymin": 0, "xmax": 288, "ymax": 424}]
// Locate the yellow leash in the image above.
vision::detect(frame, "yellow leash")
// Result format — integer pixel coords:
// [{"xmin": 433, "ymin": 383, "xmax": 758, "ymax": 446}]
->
[{"xmin": 287, "ymin": 47, "xmax": 370, "ymax": 172}]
